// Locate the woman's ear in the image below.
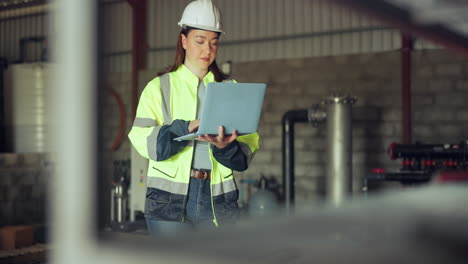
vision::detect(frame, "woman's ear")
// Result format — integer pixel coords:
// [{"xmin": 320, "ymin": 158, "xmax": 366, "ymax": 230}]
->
[{"xmin": 181, "ymin": 34, "xmax": 187, "ymax": 50}]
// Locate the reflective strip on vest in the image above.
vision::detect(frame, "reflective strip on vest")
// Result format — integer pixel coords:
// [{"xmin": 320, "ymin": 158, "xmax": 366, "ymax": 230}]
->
[
  {"xmin": 147, "ymin": 126, "xmax": 162, "ymax": 161},
  {"xmin": 146, "ymin": 172, "xmax": 237, "ymax": 196},
  {"xmin": 133, "ymin": 117, "xmax": 157, "ymax": 127},
  {"xmin": 159, "ymin": 73, "xmax": 173, "ymax": 125},
  {"xmin": 147, "ymin": 176, "xmax": 189, "ymax": 195},
  {"xmin": 133, "ymin": 74, "xmax": 173, "ymax": 161},
  {"xmin": 131, "ymin": 117, "xmax": 161, "ymax": 160},
  {"xmin": 212, "ymin": 178, "xmax": 237, "ymax": 196}
]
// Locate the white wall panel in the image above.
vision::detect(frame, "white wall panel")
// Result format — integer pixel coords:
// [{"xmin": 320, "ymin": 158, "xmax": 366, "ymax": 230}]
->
[
  {"xmin": 102, "ymin": 54, "xmax": 132, "ymax": 73},
  {"xmin": 151, "ymin": 0, "xmax": 189, "ymax": 48},
  {"xmin": 144, "ymin": 0, "xmax": 402, "ymax": 71},
  {"xmin": 100, "ymin": 1, "xmax": 132, "ymax": 73},
  {"xmin": 101, "ymin": 1, "xmax": 131, "ymax": 54}
]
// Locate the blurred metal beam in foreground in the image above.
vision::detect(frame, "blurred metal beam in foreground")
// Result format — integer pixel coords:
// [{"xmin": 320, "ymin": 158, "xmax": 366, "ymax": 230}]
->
[
  {"xmin": 333, "ymin": 0, "xmax": 468, "ymax": 58},
  {"xmin": 49, "ymin": 0, "xmax": 97, "ymax": 263},
  {"xmin": 103, "ymin": 186, "xmax": 468, "ymax": 264}
]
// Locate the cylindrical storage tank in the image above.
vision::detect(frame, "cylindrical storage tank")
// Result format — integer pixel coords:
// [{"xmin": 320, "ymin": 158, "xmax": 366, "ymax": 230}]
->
[
  {"xmin": 4, "ymin": 63, "xmax": 51, "ymax": 152},
  {"xmin": 323, "ymin": 95, "xmax": 356, "ymax": 206}
]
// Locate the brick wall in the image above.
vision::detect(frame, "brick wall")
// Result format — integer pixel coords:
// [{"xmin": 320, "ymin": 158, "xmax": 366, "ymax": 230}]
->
[
  {"xmin": 101, "ymin": 49, "xmax": 468, "ymax": 206},
  {"xmin": 0, "ymin": 153, "xmax": 51, "ymax": 226},
  {"xmin": 411, "ymin": 50, "xmax": 468, "ymax": 142}
]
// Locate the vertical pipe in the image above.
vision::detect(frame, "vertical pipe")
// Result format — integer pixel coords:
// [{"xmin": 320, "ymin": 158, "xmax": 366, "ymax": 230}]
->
[
  {"xmin": 130, "ymin": 3, "xmax": 138, "ymax": 120},
  {"xmin": 401, "ymin": 33, "xmax": 413, "ymax": 144},
  {"xmin": 0, "ymin": 58, "xmax": 6, "ymax": 152},
  {"xmin": 128, "ymin": 0, "xmax": 147, "ymax": 120},
  {"xmin": 110, "ymin": 188, "xmax": 115, "ymax": 223},
  {"xmin": 116, "ymin": 185, "xmax": 123, "ymax": 223},
  {"xmin": 325, "ymin": 97, "xmax": 354, "ymax": 206},
  {"xmin": 281, "ymin": 109, "xmax": 308, "ymax": 214}
]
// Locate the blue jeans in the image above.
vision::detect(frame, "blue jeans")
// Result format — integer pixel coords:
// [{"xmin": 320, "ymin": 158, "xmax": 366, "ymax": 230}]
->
[{"xmin": 146, "ymin": 178, "xmax": 215, "ymax": 238}]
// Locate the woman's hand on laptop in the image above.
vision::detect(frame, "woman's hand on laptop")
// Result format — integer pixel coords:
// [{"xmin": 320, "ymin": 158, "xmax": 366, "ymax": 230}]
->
[
  {"xmin": 197, "ymin": 125, "xmax": 238, "ymax": 149},
  {"xmin": 188, "ymin": 120, "xmax": 200, "ymax": 132}
]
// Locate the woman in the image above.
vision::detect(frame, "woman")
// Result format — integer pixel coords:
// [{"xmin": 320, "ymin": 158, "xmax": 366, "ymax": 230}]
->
[{"xmin": 128, "ymin": 0, "xmax": 259, "ymax": 236}]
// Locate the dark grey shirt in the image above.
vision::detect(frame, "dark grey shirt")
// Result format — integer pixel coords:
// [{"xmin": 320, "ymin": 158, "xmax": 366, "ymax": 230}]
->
[{"xmin": 191, "ymin": 81, "xmax": 212, "ymax": 170}]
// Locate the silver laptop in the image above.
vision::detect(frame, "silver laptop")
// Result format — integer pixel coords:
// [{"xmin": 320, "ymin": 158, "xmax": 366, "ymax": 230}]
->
[{"xmin": 174, "ymin": 82, "xmax": 266, "ymax": 141}]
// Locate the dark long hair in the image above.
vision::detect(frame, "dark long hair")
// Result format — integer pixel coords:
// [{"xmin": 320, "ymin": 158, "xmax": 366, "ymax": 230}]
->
[{"xmin": 157, "ymin": 26, "xmax": 230, "ymax": 82}]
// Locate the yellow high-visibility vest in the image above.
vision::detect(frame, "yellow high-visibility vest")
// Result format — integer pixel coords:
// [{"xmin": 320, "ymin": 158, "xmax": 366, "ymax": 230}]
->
[{"xmin": 128, "ymin": 64, "xmax": 259, "ymax": 224}]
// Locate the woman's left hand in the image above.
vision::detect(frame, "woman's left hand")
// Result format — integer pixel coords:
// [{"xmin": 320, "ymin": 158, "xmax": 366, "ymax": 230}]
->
[{"xmin": 196, "ymin": 125, "xmax": 238, "ymax": 149}]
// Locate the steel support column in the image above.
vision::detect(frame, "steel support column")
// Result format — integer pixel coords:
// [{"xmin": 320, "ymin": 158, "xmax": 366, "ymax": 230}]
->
[
  {"xmin": 128, "ymin": 0, "xmax": 147, "ymax": 119},
  {"xmin": 401, "ymin": 33, "xmax": 413, "ymax": 144}
]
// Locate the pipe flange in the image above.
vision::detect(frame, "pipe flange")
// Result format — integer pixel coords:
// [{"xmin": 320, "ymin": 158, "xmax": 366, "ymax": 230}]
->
[
  {"xmin": 322, "ymin": 94, "xmax": 357, "ymax": 105},
  {"xmin": 308, "ymin": 104, "xmax": 327, "ymax": 127}
]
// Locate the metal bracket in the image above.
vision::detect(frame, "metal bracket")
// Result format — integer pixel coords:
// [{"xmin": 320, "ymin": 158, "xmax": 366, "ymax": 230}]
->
[{"xmin": 308, "ymin": 104, "xmax": 327, "ymax": 127}]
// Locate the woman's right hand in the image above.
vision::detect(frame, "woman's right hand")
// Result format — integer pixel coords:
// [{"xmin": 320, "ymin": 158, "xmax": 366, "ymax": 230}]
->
[{"xmin": 188, "ymin": 120, "xmax": 200, "ymax": 133}]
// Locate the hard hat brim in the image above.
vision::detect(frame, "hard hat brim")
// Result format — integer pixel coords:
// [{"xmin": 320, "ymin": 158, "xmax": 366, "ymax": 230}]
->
[{"xmin": 178, "ymin": 23, "xmax": 224, "ymax": 34}]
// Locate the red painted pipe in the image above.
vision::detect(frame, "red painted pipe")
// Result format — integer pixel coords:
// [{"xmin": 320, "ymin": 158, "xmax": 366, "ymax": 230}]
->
[
  {"xmin": 128, "ymin": 0, "xmax": 147, "ymax": 120},
  {"xmin": 131, "ymin": 21, "xmax": 138, "ymax": 120},
  {"xmin": 435, "ymin": 171, "xmax": 468, "ymax": 183},
  {"xmin": 401, "ymin": 33, "xmax": 412, "ymax": 144},
  {"xmin": 109, "ymin": 87, "xmax": 126, "ymax": 151}
]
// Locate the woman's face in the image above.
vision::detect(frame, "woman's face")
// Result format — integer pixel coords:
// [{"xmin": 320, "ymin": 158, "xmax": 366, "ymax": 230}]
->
[{"xmin": 181, "ymin": 29, "xmax": 219, "ymax": 71}]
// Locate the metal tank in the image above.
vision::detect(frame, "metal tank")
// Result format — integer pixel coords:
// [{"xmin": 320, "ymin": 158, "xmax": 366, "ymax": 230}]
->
[
  {"xmin": 4, "ymin": 63, "xmax": 51, "ymax": 152},
  {"xmin": 323, "ymin": 95, "xmax": 356, "ymax": 206}
]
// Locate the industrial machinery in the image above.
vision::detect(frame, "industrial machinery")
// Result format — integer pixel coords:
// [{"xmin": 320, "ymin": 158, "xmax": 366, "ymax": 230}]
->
[
  {"xmin": 282, "ymin": 94, "xmax": 356, "ymax": 211},
  {"xmin": 110, "ymin": 160, "xmax": 130, "ymax": 230},
  {"xmin": 109, "ymin": 148, "xmax": 148, "ymax": 231},
  {"xmin": 129, "ymin": 146, "xmax": 148, "ymax": 222},
  {"xmin": 240, "ymin": 176, "xmax": 281, "ymax": 218},
  {"xmin": 364, "ymin": 141, "xmax": 468, "ymax": 191}
]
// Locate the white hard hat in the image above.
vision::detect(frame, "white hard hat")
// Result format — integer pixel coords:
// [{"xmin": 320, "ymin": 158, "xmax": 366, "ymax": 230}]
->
[{"xmin": 178, "ymin": 0, "xmax": 223, "ymax": 34}]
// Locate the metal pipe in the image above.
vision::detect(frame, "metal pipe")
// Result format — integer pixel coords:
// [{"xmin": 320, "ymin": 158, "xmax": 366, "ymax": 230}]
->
[
  {"xmin": 324, "ymin": 96, "xmax": 355, "ymax": 206},
  {"xmin": 0, "ymin": 3, "xmax": 47, "ymax": 21},
  {"xmin": 109, "ymin": 87, "xmax": 126, "ymax": 151},
  {"xmin": 110, "ymin": 188, "xmax": 115, "ymax": 222},
  {"xmin": 281, "ymin": 109, "xmax": 308, "ymax": 214},
  {"xmin": 128, "ymin": 0, "xmax": 147, "ymax": 120},
  {"xmin": 130, "ymin": 5, "xmax": 138, "ymax": 120},
  {"xmin": 0, "ymin": 58, "xmax": 7, "ymax": 152},
  {"xmin": 116, "ymin": 184, "xmax": 123, "ymax": 223},
  {"xmin": 401, "ymin": 33, "xmax": 413, "ymax": 144},
  {"xmin": 0, "ymin": 12, "xmax": 46, "ymax": 23},
  {"xmin": 388, "ymin": 142, "xmax": 468, "ymax": 160},
  {"xmin": 366, "ymin": 171, "xmax": 430, "ymax": 183}
]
